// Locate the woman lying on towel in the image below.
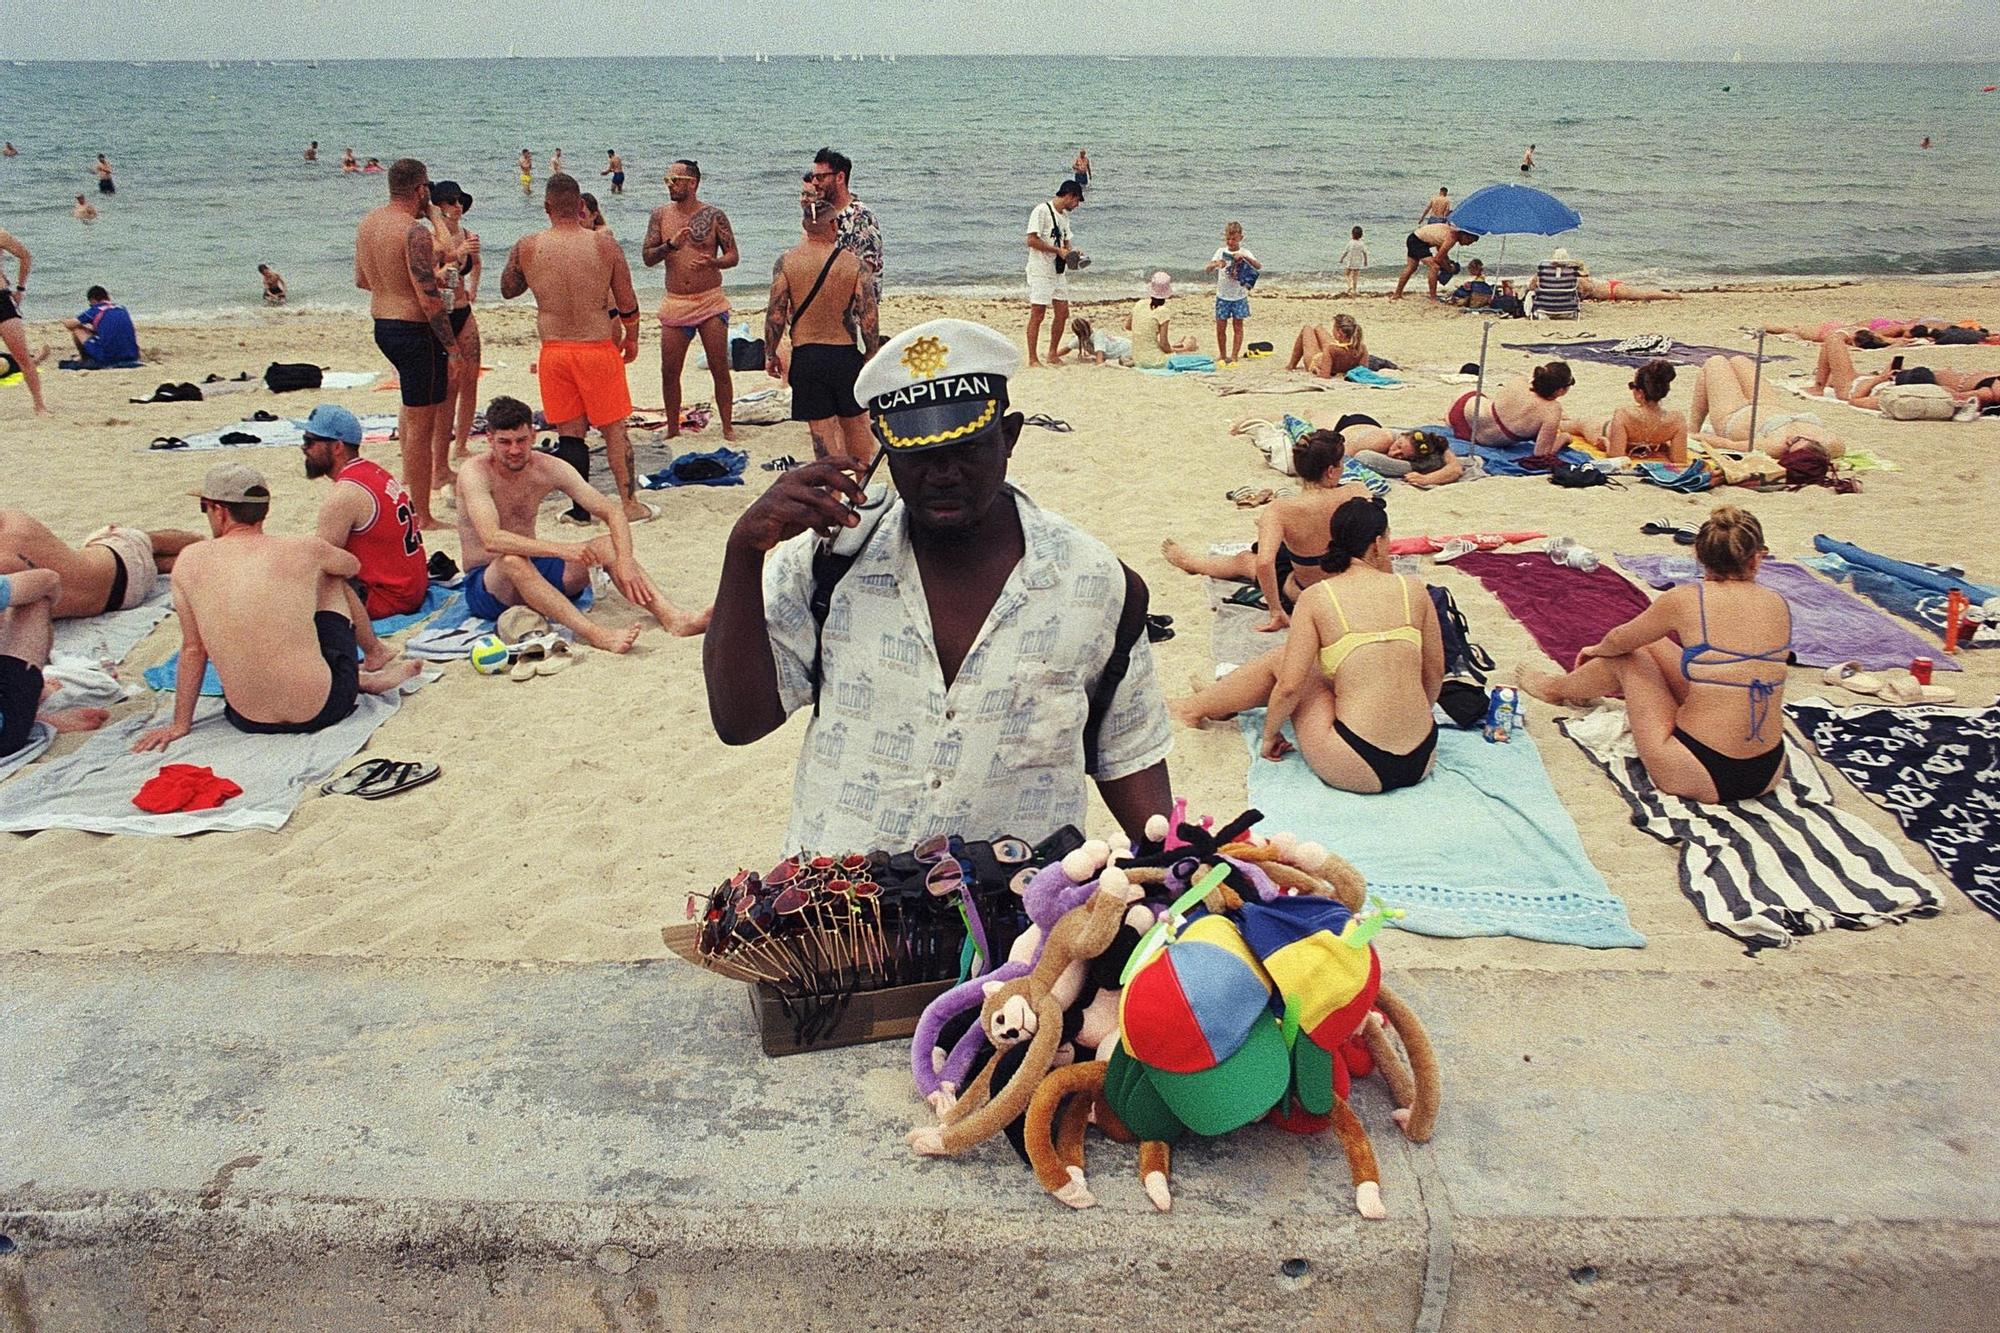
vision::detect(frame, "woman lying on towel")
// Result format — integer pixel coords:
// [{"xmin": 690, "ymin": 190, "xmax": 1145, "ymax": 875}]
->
[
  {"xmin": 1286, "ymin": 313, "xmax": 1367, "ymax": 378},
  {"xmin": 1446, "ymin": 360, "xmax": 1573, "ymax": 457},
  {"xmin": 1575, "ymin": 267, "xmax": 1683, "ymax": 303},
  {"xmin": 1521, "ymin": 505, "xmax": 1792, "ymax": 803},
  {"xmin": 1563, "ymin": 358, "xmax": 1689, "ymax": 465},
  {"xmin": 1810, "ymin": 338, "xmax": 2000, "ymax": 413},
  {"xmin": 1170, "ymin": 496, "xmax": 1445, "ymax": 794},
  {"xmin": 1761, "ymin": 319, "xmax": 1935, "ymax": 348},
  {"xmin": 1161, "ymin": 429, "xmax": 1374, "ymax": 632},
  {"xmin": 1338, "ymin": 415, "xmax": 1465, "ymax": 488},
  {"xmin": 1689, "ymin": 354, "xmax": 1846, "ymax": 458}
]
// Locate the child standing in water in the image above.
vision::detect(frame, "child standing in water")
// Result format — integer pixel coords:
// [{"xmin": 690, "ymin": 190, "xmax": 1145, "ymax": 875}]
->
[
  {"xmin": 1206, "ymin": 220, "xmax": 1261, "ymax": 364},
  {"xmin": 1340, "ymin": 227, "xmax": 1369, "ymax": 296}
]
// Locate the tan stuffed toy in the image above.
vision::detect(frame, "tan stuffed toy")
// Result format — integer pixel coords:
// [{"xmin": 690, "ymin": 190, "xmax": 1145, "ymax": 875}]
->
[
  {"xmin": 908, "ymin": 871, "xmax": 1143, "ymax": 1157},
  {"xmin": 1023, "ymin": 1059, "xmax": 1172, "ymax": 1211}
]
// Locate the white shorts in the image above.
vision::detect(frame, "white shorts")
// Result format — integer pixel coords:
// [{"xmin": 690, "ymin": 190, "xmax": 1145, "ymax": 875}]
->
[{"xmin": 1026, "ymin": 269, "xmax": 1070, "ymax": 307}]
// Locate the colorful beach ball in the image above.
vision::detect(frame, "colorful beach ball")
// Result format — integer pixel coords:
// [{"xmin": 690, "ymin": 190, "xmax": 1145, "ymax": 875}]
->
[{"xmin": 468, "ymin": 634, "xmax": 511, "ymax": 675}]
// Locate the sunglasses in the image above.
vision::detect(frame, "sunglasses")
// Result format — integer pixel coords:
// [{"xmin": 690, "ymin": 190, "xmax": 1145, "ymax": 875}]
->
[
  {"xmin": 664, "ymin": 175, "xmax": 695, "ymax": 183},
  {"xmin": 802, "ymin": 170, "xmax": 835, "ymax": 183}
]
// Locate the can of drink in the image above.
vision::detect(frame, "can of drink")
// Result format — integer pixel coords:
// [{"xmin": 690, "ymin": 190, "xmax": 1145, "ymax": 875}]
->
[{"xmin": 1911, "ymin": 657, "xmax": 1934, "ymax": 686}]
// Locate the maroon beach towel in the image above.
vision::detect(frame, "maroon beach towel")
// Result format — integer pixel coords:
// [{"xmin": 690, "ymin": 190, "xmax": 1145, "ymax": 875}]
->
[{"xmin": 1451, "ymin": 550, "xmax": 1654, "ymax": 668}]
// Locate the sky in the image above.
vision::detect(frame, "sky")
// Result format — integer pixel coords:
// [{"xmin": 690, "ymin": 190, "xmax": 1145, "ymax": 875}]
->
[{"xmin": 2, "ymin": 0, "xmax": 1993, "ymax": 62}]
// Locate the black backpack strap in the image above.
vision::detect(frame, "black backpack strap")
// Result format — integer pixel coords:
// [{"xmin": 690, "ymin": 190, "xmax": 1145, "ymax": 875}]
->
[
  {"xmin": 1084, "ymin": 562, "xmax": 1150, "ymax": 775},
  {"xmin": 790, "ymin": 248, "xmax": 844, "ymax": 325}
]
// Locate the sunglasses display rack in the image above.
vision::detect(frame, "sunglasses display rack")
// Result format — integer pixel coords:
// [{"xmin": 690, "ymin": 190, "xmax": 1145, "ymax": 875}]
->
[{"xmin": 683, "ymin": 828, "xmax": 1084, "ymax": 1056}]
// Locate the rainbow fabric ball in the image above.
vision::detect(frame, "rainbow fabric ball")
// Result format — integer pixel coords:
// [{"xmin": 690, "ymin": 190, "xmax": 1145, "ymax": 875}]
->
[{"xmin": 468, "ymin": 634, "xmax": 511, "ymax": 675}]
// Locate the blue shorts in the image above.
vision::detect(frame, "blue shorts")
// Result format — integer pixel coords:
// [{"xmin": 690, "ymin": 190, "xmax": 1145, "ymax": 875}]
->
[
  {"xmin": 1216, "ymin": 296, "xmax": 1250, "ymax": 321},
  {"xmin": 464, "ymin": 557, "xmax": 575, "ymax": 622}
]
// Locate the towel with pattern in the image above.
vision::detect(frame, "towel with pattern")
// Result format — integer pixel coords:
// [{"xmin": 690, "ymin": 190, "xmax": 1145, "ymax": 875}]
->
[
  {"xmin": 1561, "ymin": 704, "xmax": 1942, "ymax": 952},
  {"xmin": 1804, "ymin": 536, "xmax": 2000, "ymax": 649},
  {"xmin": 1788, "ymin": 699, "xmax": 2000, "ymax": 921}
]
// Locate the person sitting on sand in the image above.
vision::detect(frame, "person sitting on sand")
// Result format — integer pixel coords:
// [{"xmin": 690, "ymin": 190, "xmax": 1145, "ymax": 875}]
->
[
  {"xmin": 1392, "ymin": 223, "xmax": 1478, "ymax": 300},
  {"xmin": 1337, "ymin": 415, "xmax": 1465, "ymax": 487},
  {"xmin": 1809, "ymin": 338, "xmax": 2000, "ymax": 414},
  {"xmin": 258, "ymin": 263, "xmax": 287, "ymax": 305},
  {"xmin": 1444, "ymin": 258, "xmax": 1493, "ymax": 307},
  {"xmin": 703, "ymin": 317, "xmax": 1172, "ymax": 854},
  {"xmin": 1287, "ymin": 312, "xmax": 1367, "ymax": 379},
  {"xmin": 1520, "ymin": 505, "xmax": 1790, "ymax": 803},
  {"xmin": 1567, "ymin": 358, "xmax": 1689, "ymax": 465},
  {"xmin": 1162, "ymin": 428, "xmax": 1374, "ymax": 632},
  {"xmin": 1062, "ymin": 316, "xmax": 1132, "ymax": 365},
  {"xmin": 1446, "ymin": 360, "xmax": 1574, "ymax": 456},
  {"xmin": 300, "ymin": 403, "xmax": 426, "ymax": 672},
  {"xmin": 455, "ymin": 395, "xmax": 707, "ymax": 648},
  {"xmin": 133, "ymin": 463, "xmax": 423, "ymax": 751},
  {"xmin": 62, "ymin": 285, "xmax": 139, "ymax": 366},
  {"xmin": 0, "ymin": 569, "xmax": 112, "ymax": 758},
  {"xmin": 1688, "ymin": 354, "xmax": 1845, "ymax": 458},
  {"xmin": 1171, "ymin": 496, "xmax": 1444, "ymax": 794},
  {"xmin": 1128, "ymin": 272, "xmax": 1197, "ymax": 369},
  {"xmin": 0, "ymin": 508, "xmax": 201, "ymax": 618}
]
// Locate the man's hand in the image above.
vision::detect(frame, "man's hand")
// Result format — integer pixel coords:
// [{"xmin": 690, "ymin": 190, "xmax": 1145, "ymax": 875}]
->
[
  {"xmin": 728, "ymin": 459, "xmax": 866, "ymax": 554},
  {"xmin": 566, "ymin": 541, "xmax": 609, "ymax": 568},
  {"xmin": 132, "ymin": 722, "xmax": 190, "ymax": 754},
  {"xmin": 609, "ymin": 556, "xmax": 660, "ymax": 609},
  {"xmin": 671, "ymin": 225, "xmax": 693, "ymax": 252}
]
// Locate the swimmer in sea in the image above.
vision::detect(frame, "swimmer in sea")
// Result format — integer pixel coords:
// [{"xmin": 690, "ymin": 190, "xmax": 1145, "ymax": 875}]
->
[
  {"xmin": 602, "ymin": 149, "xmax": 625, "ymax": 194},
  {"xmin": 73, "ymin": 195, "xmax": 98, "ymax": 224},
  {"xmin": 305, "ymin": 141, "xmax": 318, "ymax": 162},
  {"xmin": 1520, "ymin": 143, "xmax": 1535, "ymax": 172},
  {"xmin": 550, "ymin": 148, "xmax": 564, "ymax": 178},
  {"xmin": 94, "ymin": 154, "xmax": 115, "ymax": 195},
  {"xmin": 342, "ymin": 147, "xmax": 359, "ymax": 173},
  {"xmin": 258, "ymin": 262, "xmax": 287, "ymax": 305},
  {"xmin": 1, "ymin": 144, "xmax": 15, "ymax": 158},
  {"xmin": 362, "ymin": 157, "xmax": 383, "ymax": 174},
  {"xmin": 518, "ymin": 148, "xmax": 533, "ymax": 193}
]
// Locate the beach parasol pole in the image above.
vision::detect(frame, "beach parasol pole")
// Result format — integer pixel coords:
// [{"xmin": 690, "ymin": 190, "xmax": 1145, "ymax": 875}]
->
[
  {"xmin": 1746, "ymin": 329, "xmax": 1767, "ymax": 446},
  {"xmin": 1469, "ymin": 320, "xmax": 1493, "ymax": 444}
]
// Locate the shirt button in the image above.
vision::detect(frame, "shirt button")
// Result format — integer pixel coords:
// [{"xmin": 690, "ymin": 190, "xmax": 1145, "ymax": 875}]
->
[
  {"xmin": 945, "ymin": 708, "xmax": 957, "ymax": 722},
  {"xmin": 929, "ymin": 776, "xmax": 942, "ymax": 790}
]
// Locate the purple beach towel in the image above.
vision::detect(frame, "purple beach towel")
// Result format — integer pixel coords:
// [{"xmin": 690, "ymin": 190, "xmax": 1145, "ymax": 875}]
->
[
  {"xmin": 1451, "ymin": 550, "xmax": 1654, "ymax": 668},
  {"xmin": 1617, "ymin": 554, "xmax": 1960, "ymax": 673},
  {"xmin": 1500, "ymin": 338, "xmax": 1792, "ymax": 369}
]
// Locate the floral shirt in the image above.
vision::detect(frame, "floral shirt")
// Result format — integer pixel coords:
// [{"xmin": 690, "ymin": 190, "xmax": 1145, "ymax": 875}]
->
[
  {"xmin": 835, "ymin": 199, "xmax": 883, "ymax": 279},
  {"xmin": 762, "ymin": 487, "xmax": 1171, "ymax": 855}
]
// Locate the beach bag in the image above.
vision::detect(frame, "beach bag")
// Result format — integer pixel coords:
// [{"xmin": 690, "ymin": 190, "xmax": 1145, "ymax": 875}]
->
[
  {"xmin": 1489, "ymin": 292, "xmax": 1526, "ymax": 319},
  {"xmin": 729, "ymin": 337, "xmax": 766, "ymax": 372},
  {"xmin": 1876, "ymin": 383, "xmax": 1956, "ymax": 421},
  {"xmin": 1428, "ymin": 585, "xmax": 1493, "ymax": 686},
  {"xmin": 1780, "ymin": 446, "xmax": 1859, "ymax": 494},
  {"xmin": 263, "ymin": 362, "xmax": 322, "ymax": 393},
  {"xmin": 1242, "ymin": 419, "xmax": 1295, "ymax": 476},
  {"xmin": 1551, "ymin": 459, "xmax": 1610, "ymax": 488}
]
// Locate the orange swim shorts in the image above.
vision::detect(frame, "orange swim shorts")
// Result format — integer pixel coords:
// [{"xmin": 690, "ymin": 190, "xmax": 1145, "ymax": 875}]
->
[{"xmin": 537, "ymin": 339, "xmax": 633, "ymax": 429}]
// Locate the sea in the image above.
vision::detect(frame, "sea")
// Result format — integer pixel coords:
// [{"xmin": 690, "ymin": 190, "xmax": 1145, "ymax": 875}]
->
[{"xmin": 3, "ymin": 56, "xmax": 1997, "ymax": 321}]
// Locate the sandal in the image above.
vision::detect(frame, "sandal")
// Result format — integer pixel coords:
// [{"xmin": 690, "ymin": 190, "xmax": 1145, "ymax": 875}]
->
[
  {"xmin": 354, "ymin": 759, "xmax": 442, "ymax": 800},
  {"xmin": 1145, "ymin": 613, "xmax": 1175, "ymax": 643},
  {"xmin": 535, "ymin": 639, "xmax": 575, "ymax": 676},
  {"xmin": 1822, "ymin": 661, "xmax": 1887, "ymax": 696},
  {"xmin": 1882, "ymin": 676, "xmax": 1956, "ymax": 705},
  {"xmin": 761, "ymin": 454, "xmax": 801, "ymax": 472},
  {"xmin": 1640, "ymin": 519, "xmax": 1701, "ymax": 545},
  {"xmin": 149, "ymin": 436, "xmax": 189, "ymax": 450},
  {"xmin": 1222, "ymin": 584, "xmax": 1267, "ymax": 610},
  {"xmin": 1227, "ymin": 486, "xmax": 1275, "ymax": 508},
  {"xmin": 1434, "ymin": 538, "xmax": 1477, "ymax": 563},
  {"xmin": 508, "ymin": 636, "xmax": 550, "ymax": 682},
  {"xmin": 321, "ymin": 757, "xmax": 394, "ymax": 797}
]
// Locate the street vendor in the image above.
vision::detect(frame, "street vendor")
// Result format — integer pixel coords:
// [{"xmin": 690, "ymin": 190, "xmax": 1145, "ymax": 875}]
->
[{"xmin": 703, "ymin": 317, "xmax": 1173, "ymax": 854}]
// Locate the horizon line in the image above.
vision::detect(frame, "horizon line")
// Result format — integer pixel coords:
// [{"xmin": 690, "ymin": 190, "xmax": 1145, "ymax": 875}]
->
[{"xmin": 4, "ymin": 52, "xmax": 1999, "ymax": 66}]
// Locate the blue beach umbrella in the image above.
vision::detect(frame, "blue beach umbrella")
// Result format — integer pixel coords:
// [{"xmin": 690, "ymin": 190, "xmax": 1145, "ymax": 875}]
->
[{"xmin": 1450, "ymin": 183, "xmax": 1582, "ymax": 240}]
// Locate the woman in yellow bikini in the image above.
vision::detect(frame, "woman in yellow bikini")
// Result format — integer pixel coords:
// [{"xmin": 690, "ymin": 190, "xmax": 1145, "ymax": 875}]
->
[{"xmin": 1169, "ymin": 497, "xmax": 1446, "ymax": 793}]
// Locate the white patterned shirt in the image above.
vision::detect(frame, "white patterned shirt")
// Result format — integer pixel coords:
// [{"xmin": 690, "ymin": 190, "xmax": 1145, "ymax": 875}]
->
[{"xmin": 762, "ymin": 487, "xmax": 1172, "ymax": 855}]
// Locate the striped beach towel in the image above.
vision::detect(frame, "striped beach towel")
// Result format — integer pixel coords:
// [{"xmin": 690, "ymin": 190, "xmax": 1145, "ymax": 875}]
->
[{"xmin": 1559, "ymin": 705, "xmax": 1942, "ymax": 953}]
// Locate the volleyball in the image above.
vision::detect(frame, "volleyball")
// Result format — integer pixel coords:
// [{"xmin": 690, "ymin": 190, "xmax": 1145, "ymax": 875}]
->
[{"xmin": 468, "ymin": 634, "xmax": 511, "ymax": 675}]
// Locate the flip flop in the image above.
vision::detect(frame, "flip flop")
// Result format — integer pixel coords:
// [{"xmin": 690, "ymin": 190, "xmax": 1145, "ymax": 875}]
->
[
  {"xmin": 1222, "ymin": 584, "xmax": 1267, "ymax": 610},
  {"xmin": 1144, "ymin": 614, "xmax": 1175, "ymax": 643},
  {"xmin": 1433, "ymin": 538, "xmax": 1477, "ymax": 563},
  {"xmin": 148, "ymin": 436, "xmax": 188, "ymax": 450},
  {"xmin": 354, "ymin": 759, "xmax": 442, "ymax": 800},
  {"xmin": 320, "ymin": 757, "xmax": 394, "ymax": 797},
  {"xmin": 535, "ymin": 639, "xmax": 575, "ymax": 676},
  {"xmin": 628, "ymin": 501, "xmax": 663, "ymax": 524},
  {"xmin": 1883, "ymin": 676, "xmax": 1956, "ymax": 705},
  {"xmin": 1640, "ymin": 520, "xmax": 1701, "ymax": 545},
  {"xmin": 508, "ymin": 637, "xmax": 548, "ymax": 682},
  {"xmin": 1822, "ymin": 661, "xmax": 1887, "ymax": 696},
  {"xmin": 1023, "ymin": 413, "xmax": 1073, "ymax": 433},
  {"xmin": 1228, "ymin": 487, "xmax": 1275, "ymax": 508}
]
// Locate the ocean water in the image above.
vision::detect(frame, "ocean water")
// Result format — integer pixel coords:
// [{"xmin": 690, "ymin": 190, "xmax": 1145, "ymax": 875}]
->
[{"xmin": 2, "ymin": 55, "xmax": 1997, "ymax": 319}]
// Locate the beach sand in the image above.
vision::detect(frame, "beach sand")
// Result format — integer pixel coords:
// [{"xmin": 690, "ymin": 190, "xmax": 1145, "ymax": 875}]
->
[{"xmin": 2, "ymin": 277, "xmax": 1996, "ymax": 979}]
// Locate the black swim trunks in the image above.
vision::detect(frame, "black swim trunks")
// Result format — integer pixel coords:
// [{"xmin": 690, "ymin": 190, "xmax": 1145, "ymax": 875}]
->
[
  {"xmin": 789, "ymin": 343, "xmax": 866, "ymax": 421},
  {"xmin": 1405, "ymin": 232, "xmax": 1434, "ymax": 262},
  {"xmin": 223, "ymin": 610, "xmax": 361, "ymax": 736},
  {"xmin": 0, "ymin": 653, "xmax": 45, "ymax": 759},
  {"xmin": 98, "ymin": 177, "xmax": 116, "ymax": 194},
  {"xmin": 373, "ymin": 318, "xmax": 450, "ymax": 407}
]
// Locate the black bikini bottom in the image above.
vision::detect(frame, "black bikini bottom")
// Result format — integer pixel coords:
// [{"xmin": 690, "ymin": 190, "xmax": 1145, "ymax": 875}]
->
[
  {"xmin": 1334, "ymin": 717, "xmax": 1438, "ymax": 792},
  {"xmin": 1673, "ymin": 729, "xmax": 1785, "ymax": 802}
]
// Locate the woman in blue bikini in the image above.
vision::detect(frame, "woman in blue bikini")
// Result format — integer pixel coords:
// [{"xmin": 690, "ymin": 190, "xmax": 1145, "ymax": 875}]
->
[{"xmin": 1520, "ymin": 505, "xmax": 1792, "ymax": 802}]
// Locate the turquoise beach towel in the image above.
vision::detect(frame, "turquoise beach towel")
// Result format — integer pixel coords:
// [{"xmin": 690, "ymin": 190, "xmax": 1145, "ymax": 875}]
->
[
  {"xmin": 1238, "ymin": 712, "xmax": 1644, "ymax": 949},
  {"xmin": 144, "ymin": 581, "xmax": 453, "ymax": 695},
  {"xmin": 1344, "ymin": 366, "xmax": 1402, "ymax": 387},
  {"xmin": 1138, "ymin": 353, "xmax": 1216, "ymax": 375}
]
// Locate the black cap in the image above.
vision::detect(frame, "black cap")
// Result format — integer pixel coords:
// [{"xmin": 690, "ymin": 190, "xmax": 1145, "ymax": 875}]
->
[{"xmin": 429, "ymin": 180, "xmax": 472, "ymax": 213}]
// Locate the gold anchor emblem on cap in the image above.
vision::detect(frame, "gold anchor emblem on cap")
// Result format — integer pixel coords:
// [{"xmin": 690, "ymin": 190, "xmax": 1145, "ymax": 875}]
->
[{"xmin": 900, "ymin": 335, "xmax": 947, "ymax": 380}]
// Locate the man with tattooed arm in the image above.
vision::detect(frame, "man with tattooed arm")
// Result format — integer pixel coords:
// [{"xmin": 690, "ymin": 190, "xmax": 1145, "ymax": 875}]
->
[{"xmin": 643, "ymin": 159, "xmax": 742, "ymax": 441}]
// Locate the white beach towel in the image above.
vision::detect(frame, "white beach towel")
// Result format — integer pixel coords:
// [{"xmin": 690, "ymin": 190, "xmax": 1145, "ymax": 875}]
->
[
  {"xmin": 150, "ymin": 413, "xmax": 401, "ymax": 452},
  {"xmin": 0, "ymin": 725, "xmax": 54, "ymax": 785},
  {"xmin": 0, "ymin": 686, "xmax": 425, "ymax": 836},
  {"xmin": 49, "ymin": 575, "xmax": 172, "ymax": 664}
]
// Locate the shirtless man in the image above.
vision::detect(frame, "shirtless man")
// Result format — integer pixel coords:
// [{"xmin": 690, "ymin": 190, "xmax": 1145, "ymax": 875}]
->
[
  {"xmin": 354, "ymin": 158, "xmax": 462, "ymax": 532},
  {"xmin": 1418, "ymin": 186, "xmax": 1451, "ymax": 225},
  {"xmin": 259, "ymin": 262, "xmax": 287, "ymax": 305},
  {"xmin": 643, "ymin": 159, "xmax": 741, "ymax": 441},
  {"xmin": 517, "ymin": 148, "xmax": 532, "ymax": 193},
  {"xmin": 133, "ymin": 463, "xmax": 420, "ymax": 752},
  {"xmin": 499, "ymin": 172, "xmax": 650, "ymax": 523},
  {"xmin": 550, "ymin": 148, "xmax": 564, "ymax": 178},
  {"xmin": 305, "ymin": 142, "xmax": 318, "ymax": 162},
  {"xmin": 764, "ymin": 186, "xmax": 880, "ymax": 465},
  {"xmin": 73, "ymin": 195, "xmax": 98, "ymax": 224},
  {"xmin": 602, "ymin": 148, "xmax": 625, "ymax": 194},
  {"xmin": 456, "ymin": 396, "xmax": 706, "ymax": 647},
  {"xmin": 0, "ymin": 569, "xmax": 111, "ymax": 758},
  {"xmin": 0, "ymin": 509, "xmax": 200, "ymax": 618},
  {"xmin": 94, "ymin": 154, "xmax": 114, "ymax": 195},
  {"xmin": 300, "ymin": 403, "xmax": 426, "ymax": 671},
  {"xmin": 1391, "ymin": 223, "xmax": 1478, "ymax": 300},
  {"xmin": 0, "ymin": 226, "xmax": 47, "ymax": 413}
]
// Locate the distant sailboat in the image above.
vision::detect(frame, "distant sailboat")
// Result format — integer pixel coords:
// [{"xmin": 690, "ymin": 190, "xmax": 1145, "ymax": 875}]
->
[
  {"xmin": 506, "ymin": 42, "xmax": 520, "ymax": 60},
  {"xmin": 1731, "ymin": 50, "xmax": 1744, "ymax": 63}
]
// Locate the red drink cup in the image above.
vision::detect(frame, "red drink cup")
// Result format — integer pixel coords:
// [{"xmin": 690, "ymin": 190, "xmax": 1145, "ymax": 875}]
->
[{"xmin": 1911, "ymin": 657, "xmax": 1934, "ymax": 686}]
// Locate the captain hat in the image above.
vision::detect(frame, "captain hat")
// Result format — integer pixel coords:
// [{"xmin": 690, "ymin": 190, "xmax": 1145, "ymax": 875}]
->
[{"xmin": 854, "ymin": 318, "xmax": 1022, "ymax": 454}]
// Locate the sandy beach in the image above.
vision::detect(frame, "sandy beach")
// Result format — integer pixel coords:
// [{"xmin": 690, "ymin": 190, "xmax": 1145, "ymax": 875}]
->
[{"xmin": 2, "ymin": 276, "xmax": 1996, "ymax": 975}]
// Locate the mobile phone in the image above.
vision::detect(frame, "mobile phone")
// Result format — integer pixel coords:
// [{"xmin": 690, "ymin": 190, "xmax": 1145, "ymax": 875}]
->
[{"xmin": 1890, "ymin": 355, "xmax": 1905, "ymax": 371}]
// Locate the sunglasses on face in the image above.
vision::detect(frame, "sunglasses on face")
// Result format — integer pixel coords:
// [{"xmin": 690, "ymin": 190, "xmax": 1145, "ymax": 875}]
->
[{"xmin": 803, "ymin": 170, "xmax": 835, "ymax": 183}]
